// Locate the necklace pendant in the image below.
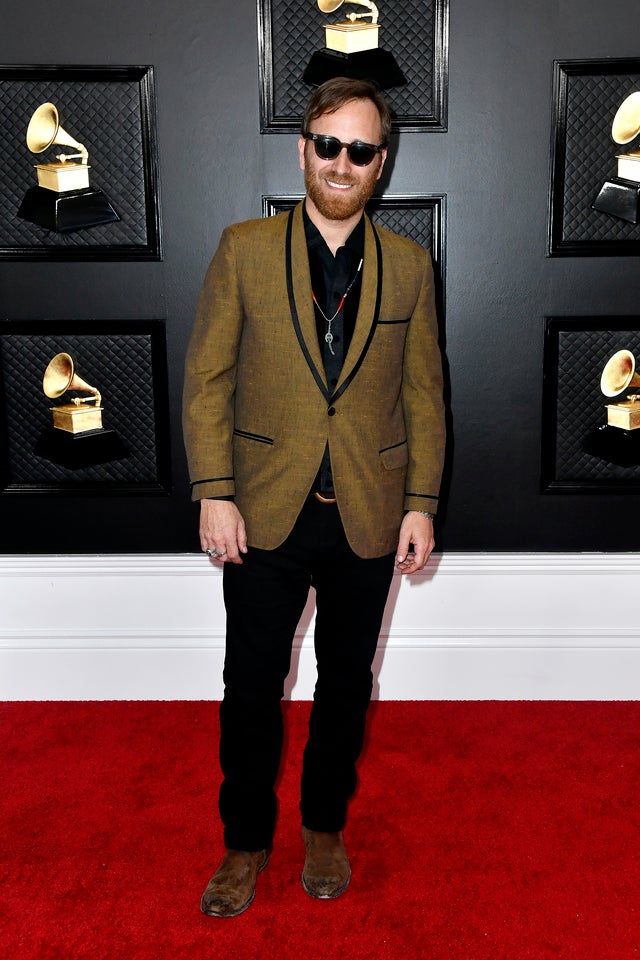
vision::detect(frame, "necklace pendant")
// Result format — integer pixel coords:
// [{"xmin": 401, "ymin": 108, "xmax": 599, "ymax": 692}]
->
[{"xmin": 325, "ymin": 331, "xmax": 335, "ymax": 356}]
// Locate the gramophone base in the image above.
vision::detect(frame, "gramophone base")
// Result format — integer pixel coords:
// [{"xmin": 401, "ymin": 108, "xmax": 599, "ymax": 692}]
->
[
  {"xmin": 34, "ymin": 427, "xmax": 128, "ymax": 470},
  {"xmin": 583, "ymin": 423, "xmax": 640, "ymax": 467},
  {"xmin": 302, "ymin": 47, "xmax": 406, "ymax": 89},
  {"xmin": 17, "ymin": 186, "xmax": 120, "ymax": 233},
  {"xmin": 592, "ymin": 177, "xmax": 640, "ymax": 224}
]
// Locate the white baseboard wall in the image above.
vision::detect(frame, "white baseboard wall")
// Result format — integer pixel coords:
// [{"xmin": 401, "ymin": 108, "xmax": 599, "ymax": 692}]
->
[{"xmin": 1, "ymin": 552, "xmax": 639, "ymax": 700}]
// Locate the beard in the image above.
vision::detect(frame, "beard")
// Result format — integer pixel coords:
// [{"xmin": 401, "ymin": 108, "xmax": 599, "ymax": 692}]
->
[{"xmin": 304, "ymin": 159, "xmax": 381, "ymax": 222}]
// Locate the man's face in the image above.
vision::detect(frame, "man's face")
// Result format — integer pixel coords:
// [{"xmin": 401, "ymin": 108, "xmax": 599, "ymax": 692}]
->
[{"xmin": 298, "ymin": 98, "xmax": 387, "ymax": 223}]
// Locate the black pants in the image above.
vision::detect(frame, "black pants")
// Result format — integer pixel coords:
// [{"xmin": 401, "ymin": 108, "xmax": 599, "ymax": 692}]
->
[{"xmin": 219, "ymin": 494, "xmax": 396, "ymax": 851}]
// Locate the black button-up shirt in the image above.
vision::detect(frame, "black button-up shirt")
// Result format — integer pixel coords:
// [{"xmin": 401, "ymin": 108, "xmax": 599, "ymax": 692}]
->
[{"xmin": 303, "ymin": 207, "xmax": 365, "ymax": 496}]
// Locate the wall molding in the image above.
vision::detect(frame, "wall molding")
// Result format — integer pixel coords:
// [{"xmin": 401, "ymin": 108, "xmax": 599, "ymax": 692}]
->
[{"xmin": 2, "ymin": 552, "xmax": 639, "ymax": 700}]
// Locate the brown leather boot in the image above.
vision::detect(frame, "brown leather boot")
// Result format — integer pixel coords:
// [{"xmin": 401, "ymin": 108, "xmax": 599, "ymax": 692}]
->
[
  {"xmin": 200, "ymin": 848, "xmax": 269, "ymax": 917},
  {"xmin": 301, "ymin": 826, "xmax": 351, "ymax": 899}
]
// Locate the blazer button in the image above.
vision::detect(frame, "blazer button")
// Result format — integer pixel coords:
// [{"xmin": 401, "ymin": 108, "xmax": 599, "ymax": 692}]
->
[{"xmin": 328, "ymin": 406, "xmax": 336, "ymax": 416}]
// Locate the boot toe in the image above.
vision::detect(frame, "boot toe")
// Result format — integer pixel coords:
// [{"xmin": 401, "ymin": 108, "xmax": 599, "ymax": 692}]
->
[
  {"xmin": 200, "ymin": 849, "xmax": 269, "ymax": 918},
  {"xmin": 301, "ymin": 827, "xmax": 351, "ymax": 899}
]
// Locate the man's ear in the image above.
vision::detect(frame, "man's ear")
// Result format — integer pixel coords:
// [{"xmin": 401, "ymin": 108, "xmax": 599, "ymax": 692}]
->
[
  {"xmin": 298, "ymin": 136, "xmax": 306, "ymax": 171},
  {"xmin": 376, "ymin": 148, "xmax": 388, "ymax": 181}
]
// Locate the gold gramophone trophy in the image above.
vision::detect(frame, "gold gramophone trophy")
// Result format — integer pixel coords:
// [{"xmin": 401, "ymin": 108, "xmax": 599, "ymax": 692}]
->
[
  {"xmin": 583, "ymin": 348, "xmax": 640, "ymax": 466},
  {"xmin": 592, "ymin": 92, "xmax": 640, "ymax": 224},
  {"xmin": 321, "ymin": 0, "xmax": 380, "ymax": 54},
  {"xmin": 303, "ymin": 0, "xmax": 406, "ymax": 88},
  {"xmin": 17, "ymin": 102, "xmax": 119, "ymax": 232},
  {"xmin": 43, "ymin": 352, "xmax": 104, "ymax": 434},
  {"xmin": 34, "ymin": 352, "xmax": 128, "ymax": 469},
  {"xmin": 600, "ymin": 349, "xmax": 640, "ymax": 430}
]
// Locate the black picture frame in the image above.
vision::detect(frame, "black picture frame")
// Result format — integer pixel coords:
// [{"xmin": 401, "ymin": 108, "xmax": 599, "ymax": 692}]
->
[
  {"xmin": 257, "ymin": 0, "xmax": 449, "ymax": 133},
  {"xmin": 548, "ymin": 58, "xmax": 640, "ymax": 257},
  {"xmin": 262, "ymin": 193, "xmax": 446, "ymax": 314},
  {"xmin": 0, "ymin": 64, "xmax": 162, "ymax": 260},
  {"xmin": 0, "ymin": 319, "xmax": 171, "ymax": 495},
  {"xmin": 541, "ymin": 316, "xmax": 640, "ymax": 493}
]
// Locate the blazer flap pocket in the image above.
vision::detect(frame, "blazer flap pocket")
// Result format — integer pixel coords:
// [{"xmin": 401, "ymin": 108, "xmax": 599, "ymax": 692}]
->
[{"xmin": 380, "ymin": 441, "xmax": 408, "ymax": 470}]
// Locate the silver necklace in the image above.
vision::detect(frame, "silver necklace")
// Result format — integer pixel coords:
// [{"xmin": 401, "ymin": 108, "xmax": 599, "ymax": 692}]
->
[{"xmin": 312, "ymin": 258, "xmax": 363, "ymax": 356}]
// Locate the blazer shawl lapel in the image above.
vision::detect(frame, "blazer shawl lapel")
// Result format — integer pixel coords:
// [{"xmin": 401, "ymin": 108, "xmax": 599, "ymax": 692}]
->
[{"xmin": 285, "ymin": 202, "xmax": 383, "ymax": 406}]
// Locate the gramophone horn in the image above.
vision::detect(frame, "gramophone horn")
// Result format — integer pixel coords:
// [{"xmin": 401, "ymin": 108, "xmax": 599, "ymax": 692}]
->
[
  {"xmin": 600, "ymin": 349, "xmax": 640, "ymax": 397},
  {"xmin": 26, "ymin": 102, "xmax": 88, "ymax": 161},
  {"xmin": 43, "ymin": 352, "xmax": 100, "ymax": 403},
  {"xmin": 611, "ymin": 91, "xmax": 640, "ymax": 145},
  {"xmin": 317, "ymin": 0, "xmax": 379, "ymax": 23}
]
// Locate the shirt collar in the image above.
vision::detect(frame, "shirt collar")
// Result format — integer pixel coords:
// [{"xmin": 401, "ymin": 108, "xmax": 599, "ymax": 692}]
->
[{"xmin": 302, "ymin": 204, "xmax": 365, "ymax": 260}]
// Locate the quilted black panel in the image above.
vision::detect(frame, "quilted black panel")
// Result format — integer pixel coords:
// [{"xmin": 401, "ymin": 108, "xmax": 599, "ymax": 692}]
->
[
  {"xmin": 367, "ymin": 200, "xmax": 436, "ymax": 252},
  {"xmin": 543, "ymin": 318, "xmax": 640, "ymax": 490},
  {"xmin": 550, "ymin": 60, "xmax": 640, "ymax": 255},
  {"xmin": 0, "ymin": 65, "xmax": 161, "ymax": 260},
  {"xmin": 0, "ymin": 321, "xmax": 171, "ymax": 494},
  {"xmin": 258, "ymin": 0, "xmax": 448, "ymax": 131}
]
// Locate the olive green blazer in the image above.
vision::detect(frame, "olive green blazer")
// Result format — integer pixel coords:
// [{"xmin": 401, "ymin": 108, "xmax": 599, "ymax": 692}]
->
[{"xmin": 182, "ymin": 201, "xmax": 445, "ymax": 558}]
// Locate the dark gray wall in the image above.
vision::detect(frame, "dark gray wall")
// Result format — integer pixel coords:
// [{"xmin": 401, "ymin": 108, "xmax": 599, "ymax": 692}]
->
[{"xmin": 1, "ymin": 0, "xmax": 639, "ymax": 553}]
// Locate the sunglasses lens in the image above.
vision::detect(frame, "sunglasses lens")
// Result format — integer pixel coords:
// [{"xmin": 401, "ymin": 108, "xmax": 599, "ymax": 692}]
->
[
  {"xmin": 348, "ymin": 143, "xmax": 377, "ymax": 166},
  {"xmin": 314, "ymin": 136, "xmax": 341, "ymax": 160}
]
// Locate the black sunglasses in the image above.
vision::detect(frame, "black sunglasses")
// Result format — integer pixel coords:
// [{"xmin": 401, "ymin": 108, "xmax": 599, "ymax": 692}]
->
[{"xmin": 303, "ymin": 133, "xmax": 384, "ymax": 167}]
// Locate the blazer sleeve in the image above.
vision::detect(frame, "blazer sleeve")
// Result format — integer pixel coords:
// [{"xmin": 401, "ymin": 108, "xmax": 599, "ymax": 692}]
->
[
  {"xmin": 401, "ymin": 245, "xmax": 446, "ymax": 516},
  {"xmin": 182, "ymin": 226, "xmax": 243, "ymax": 501}
]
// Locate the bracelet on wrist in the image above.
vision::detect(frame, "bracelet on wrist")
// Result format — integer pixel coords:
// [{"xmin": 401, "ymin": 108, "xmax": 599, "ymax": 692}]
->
[{"xmin": 418, "ymin": 511, "xmax": 436, "ymax": 520}]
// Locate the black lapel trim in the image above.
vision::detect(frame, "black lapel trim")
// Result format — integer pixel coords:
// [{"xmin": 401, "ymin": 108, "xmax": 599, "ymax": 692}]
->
[
  {"xmin": 285, "ymin": 209, "xmax": 330, "ymax": 402},
  {"xmin": 330, "ymin": 217, "xmax": 383, "ymax": 405}
]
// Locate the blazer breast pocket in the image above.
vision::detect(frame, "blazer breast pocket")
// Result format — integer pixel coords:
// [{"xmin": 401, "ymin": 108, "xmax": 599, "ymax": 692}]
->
[
  {"xmin": 376, "ymin": 317, "xmax": 411, "ymax": 326},
  {"xmin": 372, "ymin": 317, "xmax": 411, "ymax": 371}
]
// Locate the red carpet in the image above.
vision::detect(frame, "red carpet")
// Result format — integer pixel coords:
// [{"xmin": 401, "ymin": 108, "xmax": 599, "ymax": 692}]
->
[{"xmin": 3, "ymin": 700, "xmax": 640, "ymax": 959}]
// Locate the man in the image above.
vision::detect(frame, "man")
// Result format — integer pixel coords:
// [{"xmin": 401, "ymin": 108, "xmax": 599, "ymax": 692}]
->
[{"xmin": 182, "ymin": 76, "xmax": 446, "ymax": 917}]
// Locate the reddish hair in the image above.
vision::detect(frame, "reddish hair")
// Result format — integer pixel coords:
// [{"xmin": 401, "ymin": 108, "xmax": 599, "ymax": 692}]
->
[{"xmin": 301, "ymin": 77, "xmax": 392, "ymax": 146}]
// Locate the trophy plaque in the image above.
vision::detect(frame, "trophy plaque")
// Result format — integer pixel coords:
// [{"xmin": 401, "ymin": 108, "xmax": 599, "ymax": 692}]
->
[{"xmin": 303, "ymin": 0, "xmax": 406, "ymax": 88}]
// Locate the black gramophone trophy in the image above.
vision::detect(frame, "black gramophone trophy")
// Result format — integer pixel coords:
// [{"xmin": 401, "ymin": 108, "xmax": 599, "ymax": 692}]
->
[
  {"xmin": 17, "ymin": 102, "xmax": 119, "ymax": 232},
  {"xmin": 592, "ymin": 92, "xmax": 640, "ymax": 224},
  {"xmin": 303, "ymin": 0, "xmax": 406, "ymax": 88}
]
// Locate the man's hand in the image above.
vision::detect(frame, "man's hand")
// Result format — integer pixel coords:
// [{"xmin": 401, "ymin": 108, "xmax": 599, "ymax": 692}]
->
[
  {"xmin": 200, "ymin": 499, "xmax": 248, "ymax": 564},
  {"xmin": 395, "ymin": 511, "xmax": 435, "ymax": 574}
]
